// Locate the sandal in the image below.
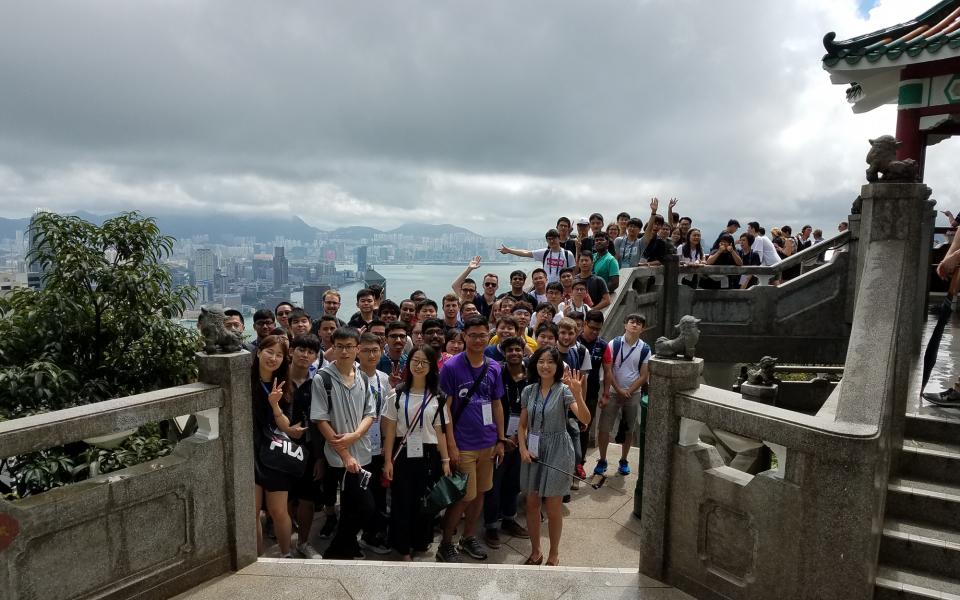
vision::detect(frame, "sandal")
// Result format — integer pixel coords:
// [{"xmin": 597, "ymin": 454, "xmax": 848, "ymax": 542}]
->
[
  {"xmin": 546, "ymin": 558, "xmax": 560, "ymax": 566},
  {"xmin": 524, "ymin": 554, "xmax": 543, "ymax": 565}
]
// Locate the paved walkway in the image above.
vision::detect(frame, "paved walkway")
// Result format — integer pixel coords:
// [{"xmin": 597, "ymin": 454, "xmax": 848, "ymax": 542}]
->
[
  {"xmin": 176, "ymin": 443, "xmax": 695, "ymax": 599},
  {"xmin": 178, "ymin": 560, "xmax": 693, "ymax": 600},
  {"xmin": 262, "ymin": 444, "xmax": 644, "ymax": 568}
]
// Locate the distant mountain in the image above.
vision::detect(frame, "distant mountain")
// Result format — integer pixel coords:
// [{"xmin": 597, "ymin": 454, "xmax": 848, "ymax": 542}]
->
[
  {"xmin": 387, "ymin": 223, "xmax": 479, "ymax": 237},
  {"xmin": 0, "ymin": 212, "xmax": 322, "ymax": 243},
  {"xmin": 0, "ymin": 213, "xmax": 481, "ymax": 243},
  {"xmin": 326, "ymin": 226, "xmax": 384, "ymax": 240}
]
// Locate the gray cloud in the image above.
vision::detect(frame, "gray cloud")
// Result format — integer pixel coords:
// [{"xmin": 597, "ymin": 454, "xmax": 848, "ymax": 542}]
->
[{"xmin": 0, "ymin": 0, "xmax": 955, "ymax": 237}]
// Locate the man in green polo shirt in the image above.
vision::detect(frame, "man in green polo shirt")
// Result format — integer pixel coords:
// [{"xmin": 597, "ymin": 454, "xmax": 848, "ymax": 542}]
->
[{"xmin": 592, "ymin": 231, "xmax": 620, "ymax": 293}]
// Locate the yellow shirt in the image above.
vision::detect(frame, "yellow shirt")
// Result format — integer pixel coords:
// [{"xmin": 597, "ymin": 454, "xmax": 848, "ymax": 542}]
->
[{"xmin": 489, "ymin": 334, "xmax": 538, "ymax": 355}]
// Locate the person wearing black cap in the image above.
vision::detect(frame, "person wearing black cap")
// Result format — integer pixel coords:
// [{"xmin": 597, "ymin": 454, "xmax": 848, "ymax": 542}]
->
[{"xmin": 499, "ymin": 229, "xmax": 576, "ymax": 284}]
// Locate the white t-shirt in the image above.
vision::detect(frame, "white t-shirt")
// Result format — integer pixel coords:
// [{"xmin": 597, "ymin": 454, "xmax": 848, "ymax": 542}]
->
[
  {"xmin": 364, "ymin": 370, "xmax": 394, "ymax": 455},
  {"xmin": 532, "ymin": 248, "xmax": 576, "ymax": 283},
  {"xmin": 382, "ymin": 389, "xmax": 449, "ymax": 445},
  {"xmin": 602, "ymin": 336, "xmax": 651, "ymax": 391},
  {"xmin": 752, "ymin": 236, "xmax": 782, "ymax": 266}
]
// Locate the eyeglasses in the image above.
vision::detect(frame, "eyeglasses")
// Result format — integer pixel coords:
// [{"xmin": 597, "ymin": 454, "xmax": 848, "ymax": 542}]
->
[
  {"xmin": 484, "ymin": 282, "xmax": 497, "ymax": 287},
  {"xmin": 410, "ymin": 358, "xmax": 431, "ymax": 367},
  {"xmin": 255, "ymin": 320, "xmax": 275, "ymax": 327},
  {"xmin": 461, "ymin": 287, "xmax": 477, "ymax": 293},
  {"xmin": 334, "ymin": 344, "xmax": 358, "ymax": 352},
  {"xmin": 360, "ymin": 348, "xmax": 381, "ymax": 354}
]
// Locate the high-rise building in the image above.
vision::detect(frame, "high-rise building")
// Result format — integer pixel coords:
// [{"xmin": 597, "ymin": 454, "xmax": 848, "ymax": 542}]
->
[
  {"xmin": 303, "ymin": 283, "xmax": 330, "ymax": 320},
  {"xmin": 193, "ymin": 248, "xmax": 216, "ymax": 287},
  {"xmin": 356, "ymin": 246, "xmax": 368, "ymax": 274},
  {"xmin": 272, "ymin": 246, "xmax": 288, "ymax": 289},
  {"xmin": 27, "ymin": 212, "xmax": 47, "ymax": 289}
]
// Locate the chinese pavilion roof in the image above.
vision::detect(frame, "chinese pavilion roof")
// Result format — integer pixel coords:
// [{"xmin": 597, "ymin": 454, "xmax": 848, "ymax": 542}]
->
[{"xmin": 822, "ymin": 0, "xmax": 960, "ymax": 70}]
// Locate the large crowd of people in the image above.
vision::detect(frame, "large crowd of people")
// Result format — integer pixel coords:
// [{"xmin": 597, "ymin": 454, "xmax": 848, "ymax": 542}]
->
[{"xmin": 228, "ymin": 201, "xmax": 841, "ymax": 564}]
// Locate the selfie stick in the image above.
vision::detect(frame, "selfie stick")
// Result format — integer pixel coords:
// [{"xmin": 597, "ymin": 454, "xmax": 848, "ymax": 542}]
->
[{"xmin": 532, "ymin": 457, "xmax": 609, "ymax": 491}]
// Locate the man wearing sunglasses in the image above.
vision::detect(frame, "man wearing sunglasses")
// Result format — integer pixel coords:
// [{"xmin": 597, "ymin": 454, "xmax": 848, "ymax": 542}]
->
[{"xmin": 452, "ymin": 256, "xmax": 499, "ymax": 320}]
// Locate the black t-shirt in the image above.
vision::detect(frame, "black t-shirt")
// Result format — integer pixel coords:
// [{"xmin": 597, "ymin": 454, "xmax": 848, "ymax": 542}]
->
[
  {"xmin": 473, "ymin": 295, "xmax": 495, "ymax": 319},
  {"xmin": 577, "ymin": 334, "xmax": 608, "ymax": 397},
  {"xmin": 561, "ymin": 239, "xmax": 577, "ymax": 256},
  {"xmin": 575, "ymin": 274, "xmax": 608, "ymax": 306},
  {"xmin": 578, "ymin": 236, "xmax": 595, "ymax": 257},
  {"xmin": 500, "ymin": 364, "xmax": 527, "ymax": 416},
  {"xmin": 498, "ymin": 291, "xmax": 538, "ymax": 308},
  {"xmin": 643, "ymin": 237, "xmax": 669, "ymax": 263},
  {"xmin": 347, "ymin": 313, "xmax": 374, "ymax": 330}
]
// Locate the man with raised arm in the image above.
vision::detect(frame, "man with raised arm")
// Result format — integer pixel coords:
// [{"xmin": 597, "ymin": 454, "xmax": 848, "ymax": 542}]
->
[{"xmin": 499, "ymin": 229, "xmax": 576, "ymax": 284}]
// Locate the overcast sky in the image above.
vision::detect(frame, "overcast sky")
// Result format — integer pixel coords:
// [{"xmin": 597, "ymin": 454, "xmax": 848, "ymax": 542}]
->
[{"xmin": 0, "ymin": 0, "xmax": 955, "ymax": 238}]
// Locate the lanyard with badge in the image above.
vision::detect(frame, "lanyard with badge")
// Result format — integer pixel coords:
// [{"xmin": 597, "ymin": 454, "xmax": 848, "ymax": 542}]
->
[
  {"xmin": 367, "ymin": 375, "xmax": 384, "ymax": 455},
  {"xmin": 505, "ymin": 378, "xmax": 523, "ymax": 437},
  {"xmin": 526, "ymin": 385, "xmax": 554, "ymax": 458},
  {"xmin": 402, "ymin": 390, "xmax": 430, "ymax": 458},
  {"xmin": 617, "ymin": 338, "xmax": 641, "ymax": 368},
  {"xmin": 622, "ymin": 239, "xmax": 639, "ymax": 266}
]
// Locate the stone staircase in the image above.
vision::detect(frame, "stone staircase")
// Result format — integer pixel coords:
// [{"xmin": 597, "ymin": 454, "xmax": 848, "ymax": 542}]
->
[{"xmin": 875, "ymin": 408, "xmax": 960, "ymax": 599}]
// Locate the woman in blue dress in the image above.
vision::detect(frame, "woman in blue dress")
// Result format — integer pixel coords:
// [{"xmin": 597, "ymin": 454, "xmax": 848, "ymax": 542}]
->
[{"xmin": 518, "ymin": 345, "xmax": 590, "ymax": 566}]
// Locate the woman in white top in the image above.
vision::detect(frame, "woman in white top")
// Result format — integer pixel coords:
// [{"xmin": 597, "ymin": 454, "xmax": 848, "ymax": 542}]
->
[
  {"xmin": 677, "ymin": 228, "xmax": 706, "ymax": 288},
  {"xmin": 382, "ymin": 344, "xmax": 452, "ymax": 560}
]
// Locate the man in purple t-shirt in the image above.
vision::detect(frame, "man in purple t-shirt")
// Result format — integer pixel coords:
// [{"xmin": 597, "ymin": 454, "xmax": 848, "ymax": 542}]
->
[{"xmin": 436, "ymin": 316, "xmax": 506, "ymax": 563}]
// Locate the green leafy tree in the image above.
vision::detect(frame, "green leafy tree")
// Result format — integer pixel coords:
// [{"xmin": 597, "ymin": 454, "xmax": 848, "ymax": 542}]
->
[
  {"xmin": 0, "ymin": 211, "xmax": 200, "ymax": 420},
  {"xmin": 0, "ymin": 212, "xmax": 199, "ymax": 496}
]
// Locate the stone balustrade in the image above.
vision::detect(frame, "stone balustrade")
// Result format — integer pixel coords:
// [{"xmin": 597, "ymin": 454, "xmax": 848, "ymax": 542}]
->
[
  {"xmin": 638, "ymin": 183, "xmax": 935, "ymax": 600},
  {"xmin": 0, "ymin": 352, "xmax": 256, "ymax": 600}
]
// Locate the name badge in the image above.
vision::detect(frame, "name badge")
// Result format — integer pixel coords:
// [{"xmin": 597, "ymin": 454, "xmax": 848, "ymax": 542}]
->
[
  {"xmin": 407, "ymin": 427, "xmax": 424, "ymax": 458},
  {"xmin": 482, "ymin": 402, "xmax": 493, "ymax": 426},
  {"xmin": 527, "ymin": 433, "xmax": 540, "ymax": 458},
  {"xmin": 506, "ymin": 414, "xmax": 520, "ymax": 437},
  {"xmin": 368, "ymin": 419, "xmax": 381, "ymax": 455}
]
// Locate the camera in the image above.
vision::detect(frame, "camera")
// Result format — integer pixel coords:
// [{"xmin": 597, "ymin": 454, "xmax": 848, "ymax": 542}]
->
[{"xmin": 358, "ymin": 467, "xmax": 372, "ymax": 490}]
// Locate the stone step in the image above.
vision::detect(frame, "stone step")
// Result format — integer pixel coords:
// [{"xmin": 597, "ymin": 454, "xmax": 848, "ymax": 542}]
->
[
  {"xmin": 904, "ymin": 412, "xmax": 960, "ymax": 447},
  {"xmin": 875, "ymin": 564, "xmax": 960, "ymax": 599},
  {"xmin": 899, "ymin": 438, "xmax": 960, "ymax": 486},
  {"xmin": 880, "ymin": 518, "xmax": 960, "ymax": 583},
  {"xmin": 885, "ymin": 477, "xmax": 960, "ymax": 532}
]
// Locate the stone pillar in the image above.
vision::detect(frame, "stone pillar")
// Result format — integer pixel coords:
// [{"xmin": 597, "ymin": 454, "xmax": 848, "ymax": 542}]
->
[
  {"xmin": 660, "ymin": 254, "xmax": 680, "ymax": 337},
  {"xmin": 638, "ymin": 357, "xmax": 703, "ymax": 579},
  {"xmin": 197, "ymin": 351, "xmax": 256, "ymax": 571}
]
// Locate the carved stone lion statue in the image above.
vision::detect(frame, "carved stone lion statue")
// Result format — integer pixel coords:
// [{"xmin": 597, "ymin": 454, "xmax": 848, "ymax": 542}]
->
[
  {"xmin": 655, "ymin": 315, "xmax": 701, "ymax": 360},
  {"xmin": 198, "ymin": 306, "xmax": 244, "ymax": 354},
  {"xmin": 745, "ymin": 356, "xmax": 779, "ymax": 386},
  {"xmin": 866, "ymin": 135, "xmax": 919, "ymax": 183}
]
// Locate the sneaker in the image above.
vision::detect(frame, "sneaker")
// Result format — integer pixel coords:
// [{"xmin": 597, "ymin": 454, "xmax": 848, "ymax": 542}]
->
[
  {"xmin": 618, "ymin": 459, "xmax": 631, "ymax": 476},
  {"xmin": 296, "ymin": 543, "xmax": 322, "ymax": 559},
  {"xmin": 484, "ymin": 528, "xmax": 502, "ymax": 549},
  {"xmin": 576, "ymin": 464, "xmax": 587, "ymax": 480},
  {"xmin": 501, "ymin": 519, "xmax": 529, "ymax": 539},
  {"xmin": 922, "ymin": 388, "xmax": 960, "ymax": 406},
  {"xmin": 571, "ymin": 478, "xmax": 581, "ymax": 491},
  {"xmin": 317, "ymin": 515, "xmax": 338, "ymax": 539},
  {"xmin": 435, "ymin": 541, "xmax": 461, "ymax": 563},
  {"xmin": 594, "ymin": 458, "xmax": 608, "ymax": 476},
  {"xmin": 359, "ymin": 535, "xmax": 391, "ymax": 556},
  {"xmin": 458, "ymin": 536, "xmax": 489, "ymax": 560}
]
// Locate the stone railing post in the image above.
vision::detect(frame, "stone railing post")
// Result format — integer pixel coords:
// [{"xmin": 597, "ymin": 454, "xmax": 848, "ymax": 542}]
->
[
  {"xmin": 639, "ymin": 356, "xmax": 703, "ymax": 579},
  {"xmin": 197, "ymin": 351, "xmax": 255, "ymax": 571},
  {"xmin": 660, "ymin": 254, "xmax": 680, "ymax": 336}
]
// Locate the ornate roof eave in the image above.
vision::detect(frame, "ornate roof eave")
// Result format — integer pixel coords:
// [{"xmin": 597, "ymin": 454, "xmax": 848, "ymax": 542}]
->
[{"xmin": 821, "ymin": 0, "xmax": 960, "ymax": 72}]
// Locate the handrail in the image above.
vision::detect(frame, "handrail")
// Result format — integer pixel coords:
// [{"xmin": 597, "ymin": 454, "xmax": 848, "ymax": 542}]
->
[
  {"xmin": 677, "ymin": 230, "xmax": 850, "ymax": 277},
  {"xmin": 0, "ymin": 382, "xmax": 222, "ymax": 458}
]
